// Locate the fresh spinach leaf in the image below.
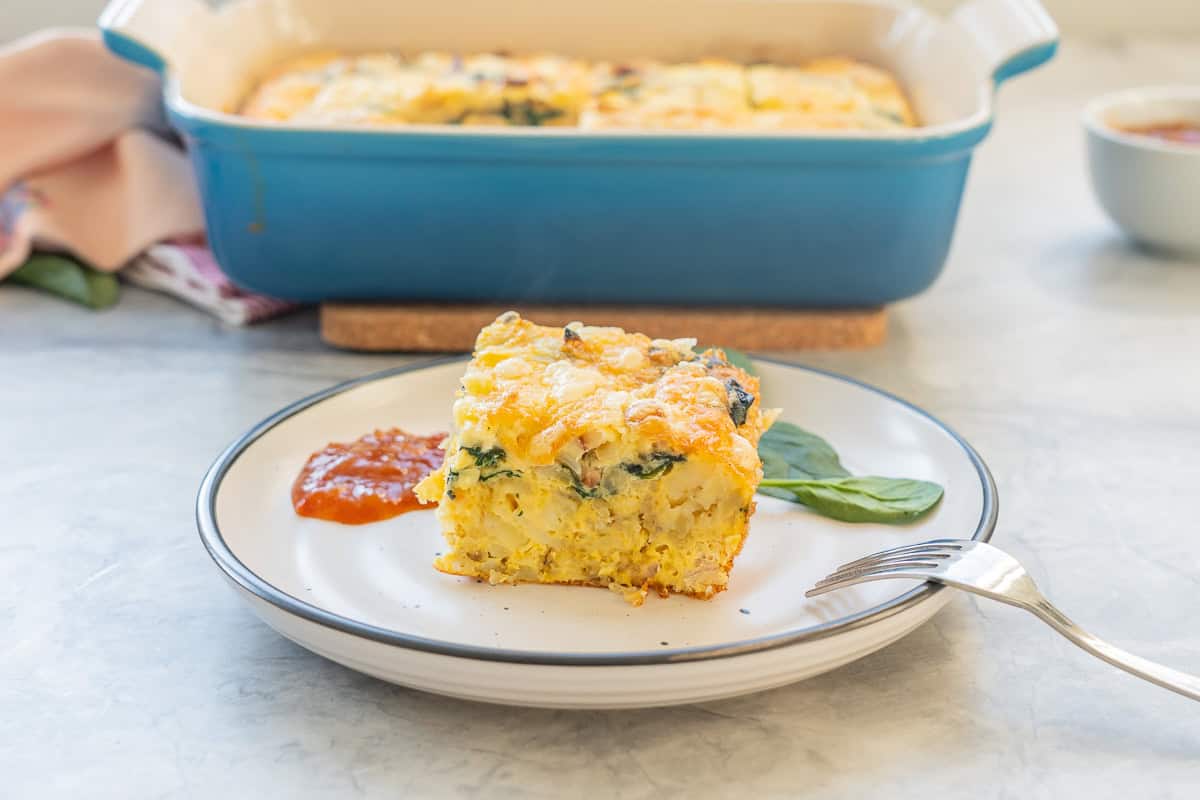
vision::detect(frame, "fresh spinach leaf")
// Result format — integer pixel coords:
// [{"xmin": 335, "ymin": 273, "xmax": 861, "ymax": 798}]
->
[
  {"xmin": 718, "ymin": 348, "xmax": 757, "ymax": 376},
  {"xmin": 756, "ymin": 421, "xmax": 942, "ymax": 523},
  {"xmin": 9, "ymin": 253, "xmax": 119, "ymax": 309},
  {"xmin": 758, "ymin": 446, "xmax": 793, "ymax": 483},
  {"xmin": 757, "ymin": 420, "xmax": 850, "ymax": 496},
  {"xmin": 758, "ymin": 476, "xmax": 943, "ymax": 524}
]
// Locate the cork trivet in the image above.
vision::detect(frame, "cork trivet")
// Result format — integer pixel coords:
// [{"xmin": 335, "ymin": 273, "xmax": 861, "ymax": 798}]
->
[{"xmin": 320, "ymin": 303, "xmax": 886, "ymax": 352}]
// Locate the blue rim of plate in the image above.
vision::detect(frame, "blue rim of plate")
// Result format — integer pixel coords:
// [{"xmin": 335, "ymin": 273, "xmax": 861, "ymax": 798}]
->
[{"xmin": 196, "ymin": 355, "xmax": 997, "ymax": 667}]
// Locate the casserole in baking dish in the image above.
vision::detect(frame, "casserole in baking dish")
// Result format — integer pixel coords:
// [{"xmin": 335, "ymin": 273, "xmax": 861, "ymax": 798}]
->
[
  {"xmin": 240, "ymin": 51, "xmax": 918, "ymax": 131},
  {"xmin": 100, "ymin": 0, "xmax": 1057, "ymax": 307}
]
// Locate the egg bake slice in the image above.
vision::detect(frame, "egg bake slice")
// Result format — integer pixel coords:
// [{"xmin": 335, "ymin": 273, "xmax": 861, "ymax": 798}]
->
[{"xmin": 415, "ymin": 312, "xmax": 776, "ymax": 605}]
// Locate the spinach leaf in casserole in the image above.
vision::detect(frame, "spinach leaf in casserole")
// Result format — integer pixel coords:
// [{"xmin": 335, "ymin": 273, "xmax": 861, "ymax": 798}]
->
[
  {"xmin": 692, "ymin": 347, "xmax": 758, "ymax": 426},
  {"xmin": 725, "ymin": 378, "xmax": 755, "ymax": 426},
  {"xmin": 445, "ymin": 446, "xmax": 514, "ymax": 496},
  {"xmin": 560, "ymin": 463, "xmax": 600, "ymax": 499},
  {"xmin": 501, "ymin": 98, "xmax": 565, "ymax": 126},
  {"xmin": 479, "ymin": 469, "xmax": 523, "ymax": 482},
  {"xmin": 557, "ymin": 452, "xmax": 687, "ymax": 498},
  {"xmin": 462, "ymin": 445, "xmax": 507, "ymax": 468},
  {"xmin": 623, "ymin": 452, "xmax": 686, "ymax": 479}
]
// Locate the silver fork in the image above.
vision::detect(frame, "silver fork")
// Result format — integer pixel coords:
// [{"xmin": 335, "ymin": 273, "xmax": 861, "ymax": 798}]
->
[{"xmin": 807, "ymin": 538, "xmax": 1200, "ymax": 702}]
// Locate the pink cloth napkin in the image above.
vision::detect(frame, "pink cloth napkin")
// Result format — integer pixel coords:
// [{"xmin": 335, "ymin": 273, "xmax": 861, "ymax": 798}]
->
[
  {"xmin": 0, "ymin": 29, "xmax": 297, "ymax": 324},
  {"xmin": 0, "ymin": 29, "xmax": 201, "ymax": 275}
]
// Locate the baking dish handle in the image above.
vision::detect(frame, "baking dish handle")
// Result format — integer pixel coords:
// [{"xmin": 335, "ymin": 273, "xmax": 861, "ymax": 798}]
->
[
  {"xmin": 952, "ymin": 0, "xmax": 1059, "ymax": 86},
  {"xmin": 98, "ymin": 0, "xmax": 210, "ymax": 75}
]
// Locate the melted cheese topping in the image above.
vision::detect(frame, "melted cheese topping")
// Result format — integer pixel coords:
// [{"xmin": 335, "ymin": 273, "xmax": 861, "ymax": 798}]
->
[
  {"xmin": 240, "ymin": 51, "xmax": 916, "ymax": 130},
  {"xmin": 447, "ymin": 314, "xmax": 766, "ymax": 480},
  {"xmin": 415, "ymin": 312, "xmax": 775, "ymax": 605}
]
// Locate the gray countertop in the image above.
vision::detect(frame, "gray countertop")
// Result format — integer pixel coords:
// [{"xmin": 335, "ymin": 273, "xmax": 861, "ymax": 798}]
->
[{"xmin": 3, "ymin": 39, "xmax": 1199, "ymax": 799}]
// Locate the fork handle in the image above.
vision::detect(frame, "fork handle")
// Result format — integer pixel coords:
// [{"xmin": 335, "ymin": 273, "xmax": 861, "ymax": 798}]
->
[{"xmin": 1025, "ymin": 597, "xmax": 1200, "ymax": 702}]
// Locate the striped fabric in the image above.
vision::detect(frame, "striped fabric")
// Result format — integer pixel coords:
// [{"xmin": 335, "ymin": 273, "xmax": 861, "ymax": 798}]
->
[{"xmin": 123, "ymin": 243, "xmax": 299, "ymax": 325}]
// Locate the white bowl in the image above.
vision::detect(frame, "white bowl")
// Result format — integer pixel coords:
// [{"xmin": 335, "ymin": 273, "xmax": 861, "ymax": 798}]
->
[{"xmin": 1084, "ymin": 87, "xmax": 1200, "ymax": 255}]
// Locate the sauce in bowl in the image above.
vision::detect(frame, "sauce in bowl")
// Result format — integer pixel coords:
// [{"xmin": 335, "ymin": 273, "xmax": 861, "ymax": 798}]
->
[
  {"xmin": 292, "ymin": 428, "xmax": 445, "ymax": 524},
  {"xmin": 1115, "ymin": 121, "xmax": 1200, "ymax": 145}
]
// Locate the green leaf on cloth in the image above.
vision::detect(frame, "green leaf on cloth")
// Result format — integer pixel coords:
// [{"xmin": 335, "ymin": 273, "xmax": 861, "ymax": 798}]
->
[{"xmin": 8, "ymin": 253, "xmax": 119, "ymax": 309}]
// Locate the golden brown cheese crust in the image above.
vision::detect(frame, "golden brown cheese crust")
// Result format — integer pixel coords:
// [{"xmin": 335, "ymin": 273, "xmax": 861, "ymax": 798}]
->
[
  {"xmin": 415, "ymin": 312, "xmax": 773, "ymax": 604},
  {"xmin": 458, "ymin": 313, "xmax": 767, "ymax": 482},
  {"xmin": 240, "ymin": 51, "xmax": 916, "ymax": 130}
]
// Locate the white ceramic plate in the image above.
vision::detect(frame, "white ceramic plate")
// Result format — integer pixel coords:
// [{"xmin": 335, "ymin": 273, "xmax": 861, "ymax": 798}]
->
[{"xmin": 198, "ymin": 357, "xmax": 995, "ymax": 709}]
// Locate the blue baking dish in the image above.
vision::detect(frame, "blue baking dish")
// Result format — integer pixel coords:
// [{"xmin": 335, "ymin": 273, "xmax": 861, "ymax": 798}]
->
[{"xmin": 100, "ymin": 0, "xmax": 1057, "ymax": 307}]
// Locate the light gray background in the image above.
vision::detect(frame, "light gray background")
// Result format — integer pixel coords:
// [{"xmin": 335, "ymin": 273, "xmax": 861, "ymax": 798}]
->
[{"xmin": 2, "ymin": 27, "xmax": 1199, "ymax": 800}]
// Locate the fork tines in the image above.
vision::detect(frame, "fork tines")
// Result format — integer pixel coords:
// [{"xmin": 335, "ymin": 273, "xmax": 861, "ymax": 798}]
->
[
  {"xmin": 835, "ymin": 539, "xmax": 965, "ymax": 572},
  {"xmin": 805, "ymin": 539, "xmax": 967, "ymax": 599}
]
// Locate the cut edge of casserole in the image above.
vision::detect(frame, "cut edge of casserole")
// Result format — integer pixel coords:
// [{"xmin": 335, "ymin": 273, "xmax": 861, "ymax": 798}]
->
[{"xmin": 414, "ymin": 312, "xmax": 777, "ymax": 606}]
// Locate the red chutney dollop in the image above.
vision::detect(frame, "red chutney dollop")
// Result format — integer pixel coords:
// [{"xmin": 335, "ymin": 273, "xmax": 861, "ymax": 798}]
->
[{"xmin": 291, "ymin": 428, "xmax": 446, "ymax": 524}]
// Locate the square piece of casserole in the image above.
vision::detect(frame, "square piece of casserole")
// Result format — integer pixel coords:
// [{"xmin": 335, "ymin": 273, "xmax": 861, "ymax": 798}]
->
[{"xmin": 415, "ymin": 312, "xmax": 772, "ymax": 605}]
